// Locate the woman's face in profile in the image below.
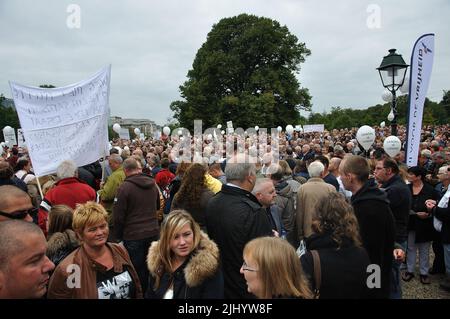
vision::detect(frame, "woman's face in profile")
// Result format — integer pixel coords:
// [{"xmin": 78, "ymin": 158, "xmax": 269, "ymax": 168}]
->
[
  {"xmin": 170, "ymin": 224, "xmax": 194, "ymax": 259},
  {"xmin": 240, "ymin": 254, "xmax": 263, "ymax": 298}
]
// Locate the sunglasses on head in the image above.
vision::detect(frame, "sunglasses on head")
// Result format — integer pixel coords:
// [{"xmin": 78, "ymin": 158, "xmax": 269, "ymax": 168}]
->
[{"xmin": 0, "ymin": 208, "xmax": 37, "ymax": 220}]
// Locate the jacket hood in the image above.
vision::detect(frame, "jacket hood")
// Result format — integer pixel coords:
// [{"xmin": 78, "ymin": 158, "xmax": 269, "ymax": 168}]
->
[
  {"xmin": 147, "ymin": 231, "xmax": 220, "ymax": 287},
  {"xmin": 46, "ymin": 229, "xmax": 80, "ymax": 256},
  {"xmin": 381, "ymin": 174, "xmax": 403, "ymax": 189},
  {"xmin": 124, "ymin": 173, "xmax": 156, "ymax": 189},
  {"xmin": 351, "ymin": 180, "xmax": 390, "ymax": 206},
  {"xmin": 275, "ymin": 180, "xmax": 293, "ymax": 197}
]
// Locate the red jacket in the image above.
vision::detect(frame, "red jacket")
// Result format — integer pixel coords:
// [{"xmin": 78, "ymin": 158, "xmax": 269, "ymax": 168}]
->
[{"xmin": 38, "ymin": 177, "xmax": 96, "ymax": 236}]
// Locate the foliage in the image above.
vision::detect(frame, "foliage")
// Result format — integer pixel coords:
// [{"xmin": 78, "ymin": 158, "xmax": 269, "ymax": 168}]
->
[{"xmin": 170, "ymin": 14, "xmax": 311, "ymax": 130}]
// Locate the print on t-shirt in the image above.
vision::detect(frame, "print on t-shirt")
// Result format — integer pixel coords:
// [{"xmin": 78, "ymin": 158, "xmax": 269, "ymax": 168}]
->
[{"xmin": 97, "ymin": 270, "xmax": 133, "ymax": 299}]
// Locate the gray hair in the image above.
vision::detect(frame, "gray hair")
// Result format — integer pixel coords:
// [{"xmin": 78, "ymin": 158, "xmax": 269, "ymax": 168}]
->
[
  {"xmin": 307, "ymin": 161, "xmax": 325, "ymax": 178},
  {"xmin": 252, "ymin": 178, "xmax": 273, "ymax": 195},
  {"xmin": 56, "ymin": 160, "xmax": 77, "ymax": 180},
  {"xmin": 0, "ymin": 220, "xmax": 44, "ymax": 272},
  {"xmin": 109, "ymin": 153, "xmax": 123, "ymax": 164},
  {"xmin": 123, "ymin": 157, "xmax": 139, "ymax": 171},
  {"xmin": 225, "ymin": 155, "xmax": 256, "ymax": 182}
]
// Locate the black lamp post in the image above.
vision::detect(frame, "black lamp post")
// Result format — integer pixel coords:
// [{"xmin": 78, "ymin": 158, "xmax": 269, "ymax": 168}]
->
[{"xmin": 377, "ymin": 49, "xmax": 409, "ymax": 137}]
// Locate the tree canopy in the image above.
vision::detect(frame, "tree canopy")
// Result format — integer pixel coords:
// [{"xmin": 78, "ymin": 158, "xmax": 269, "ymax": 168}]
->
[{"xmin": 170, "ymin": 13, "xmax": 311, "ymax": 130}]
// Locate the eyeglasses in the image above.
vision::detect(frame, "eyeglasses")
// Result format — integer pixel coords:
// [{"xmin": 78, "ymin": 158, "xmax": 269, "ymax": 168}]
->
[
  {"xmin": 242, "ymin": 260, "xmax": 258, "ymax": 272},
  {"xmin": 0, "ymin": 208, "xmax": 37, "ymax": 220}
]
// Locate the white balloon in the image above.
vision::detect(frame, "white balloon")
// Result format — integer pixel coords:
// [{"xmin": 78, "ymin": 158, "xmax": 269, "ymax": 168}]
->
[
  {"xmin": 217, "ymin": 124, "xmax": 222, "ymax": 129},
  {"xmin": 178, "ymin": 129, "xmax": 183, "ymax": 136},
  {"xmin": 134, "ymin": 128, "xmax": 140, "ymax": 135},
  {"xmin": 3, "ymin": 126, "xmax": 13, "ymax": 134},
  {"xmin": 399, "ymin": 77, "xmax": 409, "ymax": 94},
  {"xmin": 163, "ymin": 126, "xmax": 171, "ymax": 135},
  {"xmin": 285, "ymin": 125, "xmax": 294, "ymax": 135},
  {"xmin": 382, "ymin": 90, "xmax": 393, "ymax": 102},
  {"xmin": 0, "ymin": 142, "xmax": 5, "ymax": 147},
  {"xmin": 383, "ymin": 136, "xmax": 401, "ymax": 157},
  {"xmin": 113, "ymin": 123, "xmax": 121, "ymax": 133},
  {"xmin": 356, "ymin": 125, "xmax": 375, "ymax": 150},
  {"xmin": 387, "ymin": 110, "xmax": 395, "ymax": 122},
  {"xmin": 221, "ymin": 130, "xmax": 225, "ymax": 135},
  {"xmin": 255, "ymin": 126, "xmax": 259, "ymax": 131},
  {"xmin": 380, "ymin": 121, "xmax": 386, "ymax": 128},
  {"xmin": 277, "ymin": 126, "xmax": 282, "ymax": 132}
]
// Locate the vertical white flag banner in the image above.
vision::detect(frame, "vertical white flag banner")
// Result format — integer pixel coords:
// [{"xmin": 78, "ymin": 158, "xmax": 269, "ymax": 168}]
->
[
  {"xmin": 17, "ymin": 128, "xmax": 26, "ymax": 147},
  {"xmin": 9, "ymin": 65, "xmax": 111, "ymax": 176},
  {"xmin": 405, "ymin": 34, "xmax": 434, "ymax": 167}
]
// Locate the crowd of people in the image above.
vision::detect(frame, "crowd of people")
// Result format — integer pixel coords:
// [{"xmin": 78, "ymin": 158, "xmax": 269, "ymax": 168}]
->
[{"xmin": 0, "ymin": 123, "xmax": 449, "ymax": 299}]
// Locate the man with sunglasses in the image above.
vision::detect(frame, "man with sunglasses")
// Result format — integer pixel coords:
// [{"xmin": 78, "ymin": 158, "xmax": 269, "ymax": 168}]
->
[{"xmin": 0, "ymin": 185, "xmax": 34, "ymax": 222}]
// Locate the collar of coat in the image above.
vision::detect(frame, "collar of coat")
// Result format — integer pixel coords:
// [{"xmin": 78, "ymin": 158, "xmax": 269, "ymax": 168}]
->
[{"xmin": 147, "ymin": 231, "xmax": 220, "ymax": 288}]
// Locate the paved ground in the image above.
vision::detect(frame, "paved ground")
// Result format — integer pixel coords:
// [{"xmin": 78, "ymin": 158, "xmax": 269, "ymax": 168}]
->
[{"xmin": 401, "ymin": 251, "xmax": 450, "ymax": 299}]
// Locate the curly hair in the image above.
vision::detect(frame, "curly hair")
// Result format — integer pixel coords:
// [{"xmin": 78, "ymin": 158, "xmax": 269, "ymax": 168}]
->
[
  {"xmin": 312, "ymin": 192, "xmax": 362, "ymax": 248},
  {"xmin": 173, "ymin": 164, "xmax": 207, "ymax": 209}
]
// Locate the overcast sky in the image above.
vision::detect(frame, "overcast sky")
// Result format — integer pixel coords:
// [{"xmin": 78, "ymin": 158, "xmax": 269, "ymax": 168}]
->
[{"xmin": 1, "ymin": 0, "xmax": 449, "ymax": 125}]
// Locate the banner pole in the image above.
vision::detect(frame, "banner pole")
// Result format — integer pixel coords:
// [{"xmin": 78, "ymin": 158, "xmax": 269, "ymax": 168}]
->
[{"xmin": 36, "ymin": 176, "xmax": 44, "ymax": 200}]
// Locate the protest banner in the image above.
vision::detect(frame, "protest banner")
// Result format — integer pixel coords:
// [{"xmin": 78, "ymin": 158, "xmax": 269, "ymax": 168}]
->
[
  {"xmin": 303, "ymin": 124, "xmax": 325, "ymax": 133},
  {"xmin": 119, "ymin": 127, "xmax": 130, "ymax": 140},
  {"xmin": 9, "ymin": 65, "xmax": 111, "ymax": 176}
]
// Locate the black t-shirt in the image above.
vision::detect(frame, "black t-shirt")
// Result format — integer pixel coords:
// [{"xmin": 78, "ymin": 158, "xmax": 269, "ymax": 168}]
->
[{"xmin": 96, "ymin": 267, "xmax": 136, "ymax": 299}]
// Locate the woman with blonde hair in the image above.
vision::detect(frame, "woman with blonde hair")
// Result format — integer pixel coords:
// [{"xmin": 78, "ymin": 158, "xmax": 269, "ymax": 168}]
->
[
  {"xmin": 146, "ymin": 210, "xmax": 223, "ymax": 299},
  {"xmin": 241, "ymin": 237, "xmax": 312, "ymax": 299},
  {"xmin": 300, "ymin": 192, "xmax": 370, "ymax": 299},
  {"xmin": 47, "ymin": 202, "xmax": 142, "ymax": 299}
]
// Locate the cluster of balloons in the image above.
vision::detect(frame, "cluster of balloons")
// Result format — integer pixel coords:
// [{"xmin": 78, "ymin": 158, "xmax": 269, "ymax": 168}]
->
[{"xmin": 356, "ymin": 125, "xmax": 401, "ymax": 157}]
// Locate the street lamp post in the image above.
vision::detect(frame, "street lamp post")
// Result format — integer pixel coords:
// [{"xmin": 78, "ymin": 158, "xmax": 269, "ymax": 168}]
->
[{"xmin": 377, "ymin": 49, "xmax": 409, "ymax": 137}]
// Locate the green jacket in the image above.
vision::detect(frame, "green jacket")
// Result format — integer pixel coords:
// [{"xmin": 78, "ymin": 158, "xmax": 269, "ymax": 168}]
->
[{"xmin": 99, "ymin": 167, "xmax": 125, "ymax": 212}]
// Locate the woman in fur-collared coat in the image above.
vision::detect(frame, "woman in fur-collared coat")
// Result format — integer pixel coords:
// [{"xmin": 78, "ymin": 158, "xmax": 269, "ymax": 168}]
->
[{"xmin": 145, "ymin": 210, "xmax": 224, "ymax": 299}]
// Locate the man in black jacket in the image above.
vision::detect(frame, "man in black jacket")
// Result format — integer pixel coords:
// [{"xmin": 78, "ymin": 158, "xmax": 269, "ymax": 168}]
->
[
  {"xmin": 374, "ymin": 157, "xmax": 411, "ymax": 299},
  {"xmin": 206, "ymin": 155, "xmax": 272, "ymax": 299},
  {"xmin": 340, "ymin": 155, "xmax": 397, "ymax": 298}
]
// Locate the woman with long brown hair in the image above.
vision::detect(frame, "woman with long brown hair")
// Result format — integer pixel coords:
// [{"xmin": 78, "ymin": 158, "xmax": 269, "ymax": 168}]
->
[
  {"xmin": 241, "ymin": 237, "xmax": 312, "ymax": 299},
  {"xmin": 300, "ymin": 192, "xmax": 371, "ymax": 299},
  {"xmin": 171, "ymin": 164, "xmax": 214, "ymax": 231}
]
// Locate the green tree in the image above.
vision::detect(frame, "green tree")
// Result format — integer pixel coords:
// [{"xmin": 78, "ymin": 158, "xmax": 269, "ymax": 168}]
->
[{"xmin": 170, "ymin": 14, "xmax": 311, "ymax": 131}]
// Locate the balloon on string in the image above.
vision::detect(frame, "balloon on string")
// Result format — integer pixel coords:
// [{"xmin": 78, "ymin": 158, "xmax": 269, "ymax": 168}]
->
[
  {"xmin": 163, "ymin": 126, "xmax": 171, "ymax": 135},
  {"xmin": 113, "ymin": 123, "xmax": 121, "ymax": 133},
  {"xmin": 399, "ymin": 77, "xmax": 409, "ymax": 94},
  {"xmin": 356, "ymin": 125, "xmax": 375, "ymax": 150},
  {"xmin": 221, "ymin": 130, "xmax": 225, "ymax": 135},
  {"xmin": 134, "ymin": 128, "xmax": 140, "ymax": 135},
  {"xmin": 277, "ymin": 126, "xmax": 282, "ymax": 132},
  {"xmin": 255, "ymin": 126, "xmax": 259, "ymax": 131},
  {"xmin": 217, "ymin": 124, "xmax": 222, "ymax": 129},
  {"xmin": 285, "ymin": 125, "xmax": 294, "ymax": 135},
  {"xmin": 383, "ymin": 136, "xmax": 401, "ymax": 157},
  {"xmin": 387, "ymin": 110, "xmax": 395, "ymax": 121},
  {"xmin": 382, "ymin": 90, "xmax": 393, "ymax": 102},
  {"xmin": 380, "ymin": 121, "xmax": 386, "ymax": 128}
]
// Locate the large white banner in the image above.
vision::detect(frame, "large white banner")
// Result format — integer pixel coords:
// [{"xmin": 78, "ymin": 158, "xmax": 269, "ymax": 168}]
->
[
  {"xmin": 405, "ymin": 34, "xmax": 435, "ymax": 167},
  {"xmin": 9, "ymin": 66, "xmax": 111, "ymax": 176},
  {"xmin": 303, "ymin": 124, "xmax": 325, "ymax": 133}
]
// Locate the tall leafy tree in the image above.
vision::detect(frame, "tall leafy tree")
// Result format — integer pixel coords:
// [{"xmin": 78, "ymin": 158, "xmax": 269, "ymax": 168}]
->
[{"xmin": 170, "ymin": 14, "xmax": 311, "ymax": 130}]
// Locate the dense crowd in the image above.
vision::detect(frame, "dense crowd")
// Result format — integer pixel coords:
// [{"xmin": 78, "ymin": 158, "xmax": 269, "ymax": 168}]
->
[{"xmin": 0, "ymin": 123, "xmax": 449, "ymax": 299}]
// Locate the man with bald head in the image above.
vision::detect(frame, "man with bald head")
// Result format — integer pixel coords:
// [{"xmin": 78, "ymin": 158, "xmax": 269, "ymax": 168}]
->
[
  {"xmin": 0, "ymin": 185, "xmax": 34, "ymax": 222},
  {"xmin": 0, "ymin": 220, "xmax": 55, "ymax": 298}
]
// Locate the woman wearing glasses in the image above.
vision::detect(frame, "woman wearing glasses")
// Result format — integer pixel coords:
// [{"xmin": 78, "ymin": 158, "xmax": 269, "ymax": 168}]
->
[
  {"xmin": 145, "ymin": 210, "xmax": 223, "ymax": 299},
  {"xmin": 241, "ymin": 237, "xmax": 312, "ymax": 299},
  {"xmin": 47, "ymin": 202, "xmax": 142, "ymax": 299}
]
